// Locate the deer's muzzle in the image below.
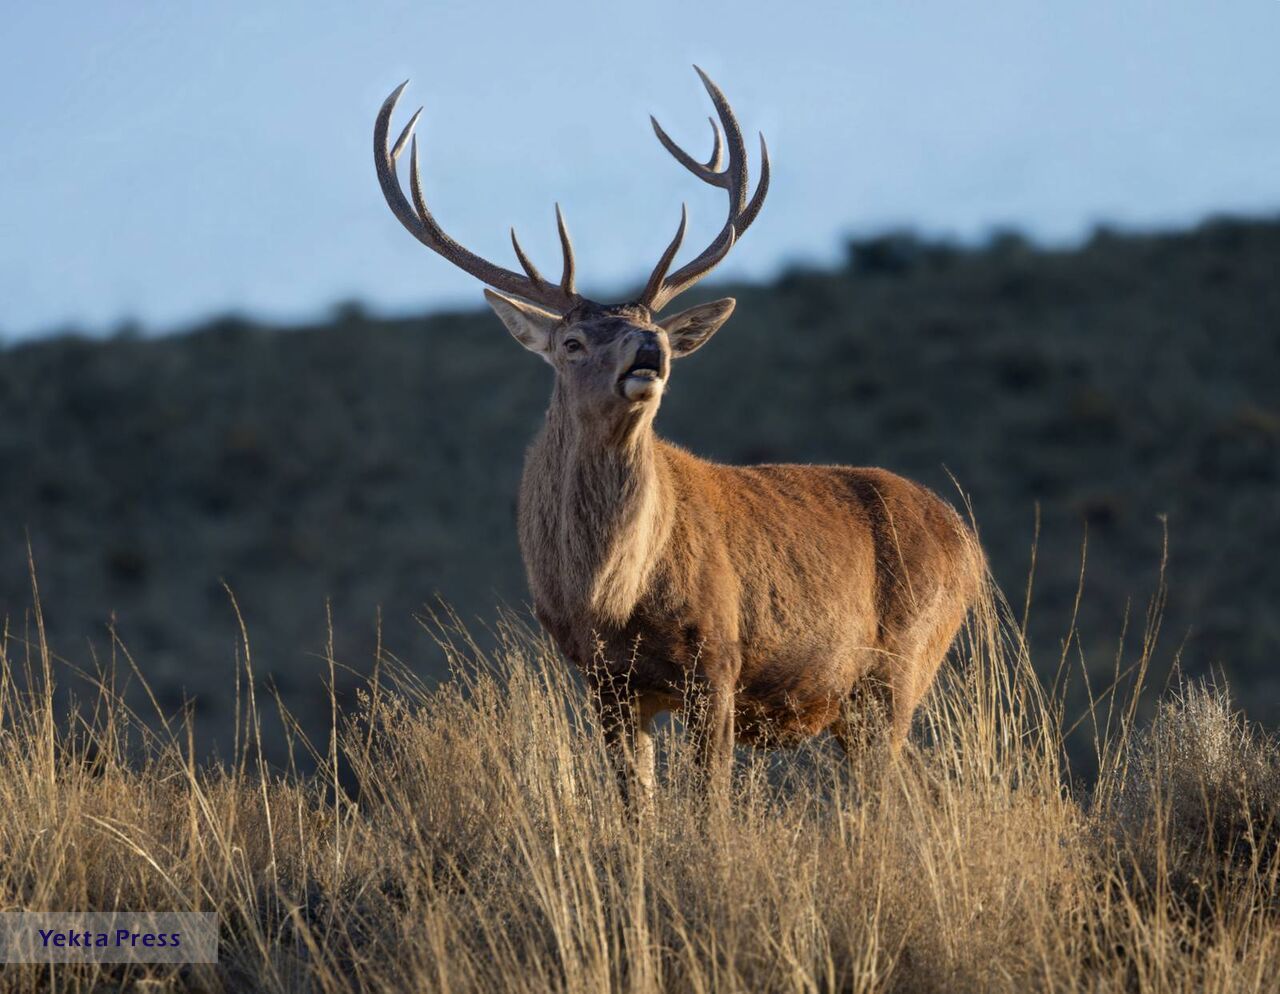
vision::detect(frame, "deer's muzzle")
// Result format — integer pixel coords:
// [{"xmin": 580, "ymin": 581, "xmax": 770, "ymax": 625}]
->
[{"xmin": 618, "ymin": 337, "xmax": 668, "ymax": 402}]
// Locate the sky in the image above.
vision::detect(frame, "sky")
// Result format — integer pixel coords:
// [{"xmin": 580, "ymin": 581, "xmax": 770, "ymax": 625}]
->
[{"xmin": 1, "ymin": 1, "xmax": 1277, "ymax": 340}]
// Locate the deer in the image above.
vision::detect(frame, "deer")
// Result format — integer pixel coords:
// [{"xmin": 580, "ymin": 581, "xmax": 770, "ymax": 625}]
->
[{"xmin": 374, "ymin": 68, "xmax": 986, "ymax": 801}]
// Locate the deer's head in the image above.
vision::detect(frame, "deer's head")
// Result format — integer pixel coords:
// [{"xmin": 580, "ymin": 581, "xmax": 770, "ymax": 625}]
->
[
  {"xmin": 374, "ymin": 67, "xmax": 768, "ymax": 432},
  {"xmin": 481, "ymin": 296, "xmax": 736, "ymax": 425}
]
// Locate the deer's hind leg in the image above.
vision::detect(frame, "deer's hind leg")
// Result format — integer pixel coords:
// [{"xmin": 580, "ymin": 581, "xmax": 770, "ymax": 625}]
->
[
  {"xmin": 830, "ymin": 672, "xmax": 895, "ymax": 757},
  {"xmin": 876, "ymin": 597, "xmax": 973, "ymax": 753},
  {"xmin": 684, "ymin": 678, "xmax": 736, "ymax": 797}
]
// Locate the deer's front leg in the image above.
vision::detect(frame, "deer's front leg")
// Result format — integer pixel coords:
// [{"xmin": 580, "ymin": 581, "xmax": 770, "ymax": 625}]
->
[{"xmin": 592, "ymin": 682, "xmax": 658, "ymax": 809}]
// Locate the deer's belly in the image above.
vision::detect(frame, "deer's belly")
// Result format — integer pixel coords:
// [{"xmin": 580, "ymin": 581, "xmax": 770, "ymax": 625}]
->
[
  {"xmin": 733, "ymin": 652, "xmax": 859, "ymax": 740},
  {"xmin": 622, "ymin": 638, "xmax": 862, "ymax": 742},
  {"xmin": 578, "ymin": 605, "xmax": 874, "ymax": 740}
]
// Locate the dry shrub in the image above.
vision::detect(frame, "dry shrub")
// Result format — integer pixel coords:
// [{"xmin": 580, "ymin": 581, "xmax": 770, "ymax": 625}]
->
[{"xmin": 1106, "ymin": 684, "xmax": 1280, "ymax": 912}]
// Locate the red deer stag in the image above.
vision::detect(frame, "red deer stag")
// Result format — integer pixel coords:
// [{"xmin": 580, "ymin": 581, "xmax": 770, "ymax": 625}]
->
[{"xmin": 374, "ymin": 69, "xmax": 985, "ymax": 799}]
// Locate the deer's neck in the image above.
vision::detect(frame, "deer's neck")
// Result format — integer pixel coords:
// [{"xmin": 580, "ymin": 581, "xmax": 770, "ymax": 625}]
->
[{"xmin": 520, "ymin": 388, "xmax": 672, "ymax": 626}]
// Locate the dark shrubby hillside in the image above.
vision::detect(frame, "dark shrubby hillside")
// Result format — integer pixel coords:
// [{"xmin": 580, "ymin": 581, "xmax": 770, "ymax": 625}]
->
[{"xmin": 1, "ymin": 216, "xmax": 1277, "ymax": 760}]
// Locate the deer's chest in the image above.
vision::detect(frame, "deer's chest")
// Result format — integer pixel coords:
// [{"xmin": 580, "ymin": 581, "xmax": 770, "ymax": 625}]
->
[{"xmin": 536, "ymin": 578, "xmax": 733, "ymax": 693}]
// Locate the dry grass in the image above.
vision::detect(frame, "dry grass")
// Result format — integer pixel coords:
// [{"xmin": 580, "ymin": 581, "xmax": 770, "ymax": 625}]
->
[{"xmin": 1, "ymin": 573, "xmax": 1278, "ymax": 993}]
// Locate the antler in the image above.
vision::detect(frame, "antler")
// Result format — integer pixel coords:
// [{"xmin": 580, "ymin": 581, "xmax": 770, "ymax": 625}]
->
[
  {"xmin": 638, "ymin": 67, "xmax": 770, "ymax": 313},
  {"xmin": 375, "ymin": 81, "xmax": 581, "ymax": 313}
]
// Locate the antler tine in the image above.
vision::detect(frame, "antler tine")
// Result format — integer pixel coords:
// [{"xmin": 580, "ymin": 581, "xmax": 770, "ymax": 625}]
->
[
  {"xmin": 509, "ymin": 228, "xmax": 547, "ymax": 289},
  {"xmin": 704, "ymin": 117, "xmax": 725, "ymax": 171},
  {"xmin": 392, "ymin": 105, "xmax": 423, "ymax": 160},
  {"xmin": 739, "ymin": 132, "xmax": 771, "ymax": 234},
  {"xmin": 555, "ymin": 204, "xmax": 576, "ymax": 296},
  {"xmin": 640, "ymin": 204, "xmax": 689, "ymax": 307},
  {"xmin": 693, "ymin": 65, "xmax": 748, "ymax": 212},
  {"xmin": 650, "ymin": 114, "xmax": 725, "ymax": 184},
  {"xmin": 637, "ymin": 68, "xmax": 769, "ymax": 312},
  {"xmin": 375, "ymin": 81, "xmax": 580, "ymax": 313}
]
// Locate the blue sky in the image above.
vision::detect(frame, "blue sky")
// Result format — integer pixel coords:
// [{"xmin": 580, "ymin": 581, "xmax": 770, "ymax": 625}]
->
[{"xmin": 1, "ymin": 1, "xmax": 1277, "ymax": 339}]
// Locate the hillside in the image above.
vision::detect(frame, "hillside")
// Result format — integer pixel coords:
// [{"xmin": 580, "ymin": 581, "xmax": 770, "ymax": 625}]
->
[{"xmin": 1, "ymin": 216, "xmax": 1278, "ymax": 760}]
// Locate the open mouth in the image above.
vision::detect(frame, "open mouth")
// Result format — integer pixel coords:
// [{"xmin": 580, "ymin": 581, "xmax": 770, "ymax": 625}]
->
[
  {"xmin": 620, "ymin": 362, "xmax": 662, "ymax": 382},
  {"xmin": 618, "ymin": 359, "xmax": 665, "ymax": 401}
]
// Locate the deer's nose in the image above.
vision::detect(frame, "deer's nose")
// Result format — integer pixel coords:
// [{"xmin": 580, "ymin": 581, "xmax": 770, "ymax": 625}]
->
[
  {"xmin": 628, "ymin": 331, "xmax": 667, "ymax": 374},
  {"xmin": 634, "ymin": 340, "xmax": 662, "ymax": 367}
]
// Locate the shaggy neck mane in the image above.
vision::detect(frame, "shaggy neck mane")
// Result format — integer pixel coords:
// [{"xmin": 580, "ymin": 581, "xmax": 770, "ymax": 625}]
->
[{"xmin": 524, "ymin": 383, "xmax": 672, "ymax": 626}]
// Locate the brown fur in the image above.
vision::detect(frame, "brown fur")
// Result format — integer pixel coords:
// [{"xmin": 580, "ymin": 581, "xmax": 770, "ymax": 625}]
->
[{"xmin": 497, "ymin": 299, "xmax": 986, "ymax": 798}]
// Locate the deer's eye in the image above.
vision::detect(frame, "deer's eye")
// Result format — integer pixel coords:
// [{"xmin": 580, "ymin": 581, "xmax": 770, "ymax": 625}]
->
[{"xmin": 563, "ymin": 339, "xmax": 584, "ymax": 354}]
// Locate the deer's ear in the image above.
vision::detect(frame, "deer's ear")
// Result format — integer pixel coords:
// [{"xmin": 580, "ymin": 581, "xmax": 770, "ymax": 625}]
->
[
  {"xmin": 659, "ymin": 298, "xmax": 736, "ymax": 358},
  {"xmin": 485, "ymin": 289, "xmax": 560, "ymax": 360}
]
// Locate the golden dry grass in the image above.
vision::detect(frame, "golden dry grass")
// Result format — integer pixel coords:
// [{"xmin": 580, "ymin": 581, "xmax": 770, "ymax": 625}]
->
[{"xmin": 0, "ymin": 569, "xmax": 1278, "ymax": 993}]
